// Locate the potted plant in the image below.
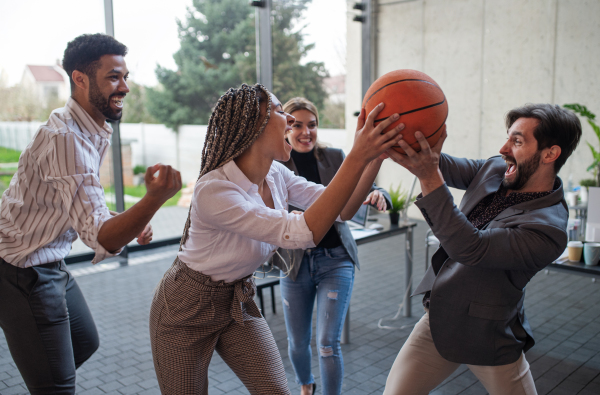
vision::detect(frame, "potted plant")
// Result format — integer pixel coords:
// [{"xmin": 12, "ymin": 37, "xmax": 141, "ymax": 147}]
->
[
  {"xmin": 564, "ymin": 104, "xmax": 600, "ymax": 187},
  {"xmin": 133, "ymin": 165, "xmax": 146, "ymax": 186},
  {"xmin": 388, "ymin": 182, "xmax": 412, "ymax": 225}
]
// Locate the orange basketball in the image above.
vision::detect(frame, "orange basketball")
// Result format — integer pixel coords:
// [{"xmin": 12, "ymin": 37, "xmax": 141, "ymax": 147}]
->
[{"xmin": 362, "ymin": 69, "xmax": 448, "ymax": 154}]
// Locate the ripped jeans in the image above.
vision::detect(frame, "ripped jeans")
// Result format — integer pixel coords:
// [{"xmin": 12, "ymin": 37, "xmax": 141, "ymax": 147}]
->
[{"xmin": 280, "ymin": 245, "xmax": 355, "ymax": 395}]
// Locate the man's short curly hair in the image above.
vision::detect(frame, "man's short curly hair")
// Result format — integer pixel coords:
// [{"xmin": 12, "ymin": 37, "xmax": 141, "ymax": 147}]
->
[{"xmin": 62, "ymin": 33, "xmax": 128, "ymax": 92}]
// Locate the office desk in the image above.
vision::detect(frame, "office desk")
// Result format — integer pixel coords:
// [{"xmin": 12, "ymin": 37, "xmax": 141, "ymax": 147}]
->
[
  {"xmin": 550, "ymin": 250, "xmax": 600, "ymax": 277},
  {"xmin": 254, "ymin": 218, "xmax": 417, "ymax": 344},
  {"xmin": 352, "ymin": 219, "xmax": 417, "ymax": 317}
]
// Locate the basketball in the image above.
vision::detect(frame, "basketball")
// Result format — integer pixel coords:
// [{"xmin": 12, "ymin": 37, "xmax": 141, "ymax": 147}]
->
[{"xmin": 362, "ymin": 69, "xmax": 448, "ymax": 154}]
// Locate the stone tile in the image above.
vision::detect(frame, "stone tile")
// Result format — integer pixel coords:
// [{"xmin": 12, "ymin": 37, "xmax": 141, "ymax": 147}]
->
[{"xmin": 2, "ymin": 221, "xmax": 600, "ymax": 394}]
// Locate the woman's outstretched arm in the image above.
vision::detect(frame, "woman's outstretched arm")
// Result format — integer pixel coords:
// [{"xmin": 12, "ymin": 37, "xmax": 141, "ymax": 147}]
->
[{"xmin": 303, "ymin": 104, "xmax": 403, "ymax": 244}]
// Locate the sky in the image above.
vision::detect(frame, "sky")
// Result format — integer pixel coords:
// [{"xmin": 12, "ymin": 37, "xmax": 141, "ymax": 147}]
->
[{"xmin": 0, "ymin": 0, "xmax": 347, "ymax": 87}]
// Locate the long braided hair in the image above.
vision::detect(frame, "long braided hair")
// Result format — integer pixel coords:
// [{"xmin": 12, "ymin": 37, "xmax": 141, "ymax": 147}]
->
[{"xmin": 179, "ymin": 83, "xmax": 272, "ymax": 248}]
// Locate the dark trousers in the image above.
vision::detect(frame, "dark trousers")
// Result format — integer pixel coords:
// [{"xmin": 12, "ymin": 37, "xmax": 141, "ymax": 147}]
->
[{"xmin": 0, "ymin": 258, "xmax": 99, "ymax": 395}]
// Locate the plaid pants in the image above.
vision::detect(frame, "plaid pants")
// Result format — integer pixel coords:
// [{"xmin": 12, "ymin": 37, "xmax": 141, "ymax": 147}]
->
[{"xmin": 150, "ymin": 258, "xmax": 290, "ymax": 395}]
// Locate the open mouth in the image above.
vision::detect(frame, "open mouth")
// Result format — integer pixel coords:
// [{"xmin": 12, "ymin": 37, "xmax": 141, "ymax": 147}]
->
[
  {"xmin": 504, "ymin": 160, "xmax": 517, "ymax": 178},
  {"xmin": 284, "ymin": 127, "xmax": 293, "ymax": 149},
  {"xmin": 110, "ymin": 95, "xmax": 125, "ymax": 110},
  {"xmin": 297, "ymin": 137, "xmax": 313, "ymax": 146}
]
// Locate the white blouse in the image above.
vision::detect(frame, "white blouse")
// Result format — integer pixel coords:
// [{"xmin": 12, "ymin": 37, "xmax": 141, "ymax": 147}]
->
[{"xmin": 178, "ymin": 160, "xmax": 327, "ymax": 282}]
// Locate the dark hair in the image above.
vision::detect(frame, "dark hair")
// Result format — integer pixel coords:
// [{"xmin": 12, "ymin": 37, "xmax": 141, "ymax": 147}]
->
[
  {"xmin": 505, "ymin": 104, "xmax": 582, "ymax": 173},
  {"xmin": 179, "ymin": 83, "xmax": 271, "ymax": 248},
  {"xmin": 62, "ymin": 33, "xmax": 128, "ymax": 92}
]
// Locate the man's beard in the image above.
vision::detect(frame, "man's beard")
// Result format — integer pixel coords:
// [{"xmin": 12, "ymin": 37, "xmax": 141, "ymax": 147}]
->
[
  {"xmin": 502, "ymin": 151, "xmax": 541, "ymax": 191},
  {"xmin": 89, "ymin": 77, "xmax": 123, "ymax": 121}
]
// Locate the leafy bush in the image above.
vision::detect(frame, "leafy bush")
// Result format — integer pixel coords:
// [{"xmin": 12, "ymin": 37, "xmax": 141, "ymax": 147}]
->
[
  {"xmin": 133, "ymin": 165, "xmax": 146, "ymax": 175},
  {"xmin": 580, "ymin": 178, "xmax": 598, "ymax": 188}
]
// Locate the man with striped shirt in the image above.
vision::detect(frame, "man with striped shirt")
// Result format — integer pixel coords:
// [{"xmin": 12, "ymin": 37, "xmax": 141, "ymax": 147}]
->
[{"xmin": 0, "ymin": 34, "xmax": 182, "ymax": 394}]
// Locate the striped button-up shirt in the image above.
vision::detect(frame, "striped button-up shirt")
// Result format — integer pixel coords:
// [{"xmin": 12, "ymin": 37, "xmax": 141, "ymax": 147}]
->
[{"xmin": 0, "ymin": 98, "xmax": 118, "ymax": 267}]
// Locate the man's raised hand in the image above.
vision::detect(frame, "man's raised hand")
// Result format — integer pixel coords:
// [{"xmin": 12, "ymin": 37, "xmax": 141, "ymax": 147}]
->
[
  {"xmin": 386, "ymin": 126, "xmax": 448, "ymax": 196},
  {"xmin": 144, "ymin": 164, "xmax": 182, "ymax": 205}
]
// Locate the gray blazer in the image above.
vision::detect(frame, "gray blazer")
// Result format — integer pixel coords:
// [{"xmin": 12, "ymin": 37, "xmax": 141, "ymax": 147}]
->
[
  {"xmin": 272, "ymin": 147, "xmax": 391, "ymax": 281},
  {"xmin": 413, "ymin": 154, "xmax": 568, "ymax": 366}
]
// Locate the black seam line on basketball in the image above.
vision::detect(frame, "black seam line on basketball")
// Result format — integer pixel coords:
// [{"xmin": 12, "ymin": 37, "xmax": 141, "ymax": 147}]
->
[
  {"xmin": 374, "ymin": 98, "xmax": 446, "ymax": 123},
  {"xmin": 365, "ymin": 78, "xmax": 441, "ymax": 105},
  {"xmin": 394, "ymin": 118, "xmax": 447, "ymax": 156}
]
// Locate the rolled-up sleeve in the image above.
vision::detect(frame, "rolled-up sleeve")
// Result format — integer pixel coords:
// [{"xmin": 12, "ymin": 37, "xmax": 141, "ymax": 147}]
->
[
  {"xmin": 196, "ymin": 180, "xmax": 316, "ymax": 250},
  {"xmin": 40, "ymin": 133, "xmax": 120, "ymax": 264}
]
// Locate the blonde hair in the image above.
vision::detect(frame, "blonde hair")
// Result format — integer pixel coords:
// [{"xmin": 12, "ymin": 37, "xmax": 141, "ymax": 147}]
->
[
  {"xmin": 283, "ymin": 97, "xmax": 319, "ymax": 125},
  {"xmin": 282, "ymin": 97, "xmax": 326, "ymax": 158},
  {"xmin": 179, "ymin": 83, "xmax": 272, "ymax": 248}
]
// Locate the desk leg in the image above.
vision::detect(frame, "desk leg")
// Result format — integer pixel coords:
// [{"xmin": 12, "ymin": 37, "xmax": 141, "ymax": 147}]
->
[
  {"xmin": 403, "ymin": 227, "xmax": 413, "ymax": 317},
  {"xmin": 341, "ymin": 309, "xmax": 350, "ymax": 344}
]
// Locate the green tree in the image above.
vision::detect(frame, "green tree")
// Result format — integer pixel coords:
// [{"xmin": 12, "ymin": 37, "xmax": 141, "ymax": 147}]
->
[
  {"xmin": 147, "ymin": 0, "xmax": 327, "ymax": 130},
  {"xmin": 320, "ymin": 99, "xmax": 345, "ymax": 129},
  {"xmin": 121, "ymin": 80, "xmax": 158, "ymax": 124}
]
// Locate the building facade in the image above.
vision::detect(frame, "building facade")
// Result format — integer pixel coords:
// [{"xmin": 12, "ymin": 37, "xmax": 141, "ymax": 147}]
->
[{"xmin": 345, "ymin": 0, "xmax": 600, "ymax": 208}]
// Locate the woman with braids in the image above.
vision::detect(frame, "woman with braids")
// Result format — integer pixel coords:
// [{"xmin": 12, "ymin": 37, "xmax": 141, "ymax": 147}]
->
[
  {"xmin": 149, "ymin": 83, "xmax": 404, "ymax": 395},
  {"xmin": 272, "ymin": 97, "xmax": 391, "ymax": 395}
]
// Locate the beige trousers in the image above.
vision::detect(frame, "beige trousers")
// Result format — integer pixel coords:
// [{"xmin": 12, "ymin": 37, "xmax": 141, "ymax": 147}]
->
[{"xmin": 383, "ymin": 312, "xmax": 537, "ymax": 395}]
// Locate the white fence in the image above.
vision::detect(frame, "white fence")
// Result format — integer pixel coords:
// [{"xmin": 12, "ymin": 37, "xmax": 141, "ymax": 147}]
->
[
  {"xmin": 0, "ymin": 122, "xmax": 44, "ymax": 152},
  {"xmin": 0, "ymin": 122, "xmax": 347, "ymax": 184}
]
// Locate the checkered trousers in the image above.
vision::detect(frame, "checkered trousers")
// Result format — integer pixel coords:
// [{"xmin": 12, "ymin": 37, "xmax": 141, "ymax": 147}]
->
[{"xmin": 149, "ymin": 258, "xmax": 290, "ymax": 395}]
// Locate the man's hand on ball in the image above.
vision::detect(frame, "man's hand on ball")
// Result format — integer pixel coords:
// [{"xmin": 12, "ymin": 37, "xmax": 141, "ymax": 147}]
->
[{"xmin": 387, "ymin": 126, "xmax": 448, "ymax": 196}]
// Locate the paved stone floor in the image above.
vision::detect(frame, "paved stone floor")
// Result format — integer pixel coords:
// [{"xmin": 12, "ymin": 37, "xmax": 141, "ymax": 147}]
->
[{"xmin": 2, "ymin": 220, "xmax": 600, "ymax": 394}]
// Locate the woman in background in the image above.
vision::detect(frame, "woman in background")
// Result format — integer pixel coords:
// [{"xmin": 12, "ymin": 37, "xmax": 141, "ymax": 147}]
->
[
  {"xmin": 150, "ymin": 85, "xmax": 403, "ymax": 395},
  {"xmin": 273, "ymin": 97, "xmax": 391, "ymax": 395}
]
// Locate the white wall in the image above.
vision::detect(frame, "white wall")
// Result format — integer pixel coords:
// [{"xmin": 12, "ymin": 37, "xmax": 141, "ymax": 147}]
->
[{"xmin": 347, "ymin": 0, "xmax": 600, "ymax": 216}]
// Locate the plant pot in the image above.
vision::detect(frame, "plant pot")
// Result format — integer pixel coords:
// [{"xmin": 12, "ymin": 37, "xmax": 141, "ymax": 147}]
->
[
  {"xmin": 580, "ymin": 187, "xmax": 588, "ymax": 203},
  {"xmin": 389, "ymin": 212, "xmax": 400, "ymax": 225},
  {"xmin": 133, "ymin": 174, "xmax": 144, "ymax": 186}
]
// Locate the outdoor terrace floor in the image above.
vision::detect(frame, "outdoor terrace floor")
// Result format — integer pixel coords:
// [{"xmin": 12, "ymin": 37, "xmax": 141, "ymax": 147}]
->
[{"xmin": 2, "ymin": 219, "xmax": 600, "ymax": 394}]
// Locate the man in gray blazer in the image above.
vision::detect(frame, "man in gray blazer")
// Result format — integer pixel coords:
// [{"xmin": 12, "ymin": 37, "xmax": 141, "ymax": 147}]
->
[{"xmin": 382, "ymin": 104, "xmax": 582, "ymax": 394}]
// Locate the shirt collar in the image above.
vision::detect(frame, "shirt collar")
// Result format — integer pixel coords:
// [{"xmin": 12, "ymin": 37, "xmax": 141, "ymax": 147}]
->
[
  {"xmin": 498, "ymin": 177, "xmax": 559, "ymax": 198},
  {"xmin": 223, "ymin": 160, "xmax": 254, "ymax": 193},
  {"xmin": 66, "ymin": 97, "xmax": 113, "ymax": 140}
]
